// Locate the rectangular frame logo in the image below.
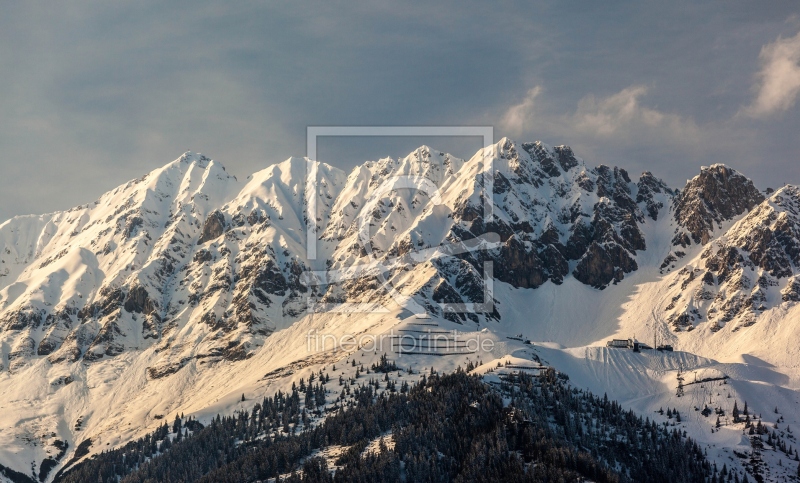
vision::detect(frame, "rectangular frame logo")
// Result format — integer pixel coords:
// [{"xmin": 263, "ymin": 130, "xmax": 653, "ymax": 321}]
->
[{"xmin": 305, "ymin": 126, "xmax": 495, "ymax": 316}]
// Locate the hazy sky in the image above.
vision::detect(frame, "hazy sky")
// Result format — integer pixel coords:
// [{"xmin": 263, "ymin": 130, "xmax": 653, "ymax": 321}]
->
[{"xmin": 1, "ymin": 1, "xmax": 799, "ymax": 222}]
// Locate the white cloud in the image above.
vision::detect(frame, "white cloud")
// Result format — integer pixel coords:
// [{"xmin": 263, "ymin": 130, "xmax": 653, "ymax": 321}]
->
[
  {"xmin": 500, "ymin": 86, "xmax": 542, "ymax": 136},
  {"xmin": 744, "ymin": 30, "xmax": 800, "ymax": 118},
  {"xmin": 571, "ymin": 85, "xmax": 697, "ymax": 141},
  {"xmin": 500, "ymin": 84, "xmax": 699, "ymax": 145}
]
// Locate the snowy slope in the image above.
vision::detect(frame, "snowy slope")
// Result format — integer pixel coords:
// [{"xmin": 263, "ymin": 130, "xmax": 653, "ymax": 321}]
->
[{"xmin": 1, "ymin": 142, "xmax": 799, "ymax": 481}]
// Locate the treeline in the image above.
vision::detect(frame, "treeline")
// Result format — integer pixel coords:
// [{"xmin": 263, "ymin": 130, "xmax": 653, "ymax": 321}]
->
[{"xmin": 55, "ymin": 368, "xmax": 712, "ymax": 482}]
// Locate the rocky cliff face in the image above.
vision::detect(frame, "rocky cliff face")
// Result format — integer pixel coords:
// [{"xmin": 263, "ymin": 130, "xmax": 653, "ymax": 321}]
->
[
  {"xmin": 444, "ymin": 139, "xmax": 662, "ymax": 291},
  {"xmin": 673, "ymin": 164, "xmax": 765, "ymax": 246},
  {"xmin": 0, "ymin": 141, "xmax": 793, "ymax": 373},
  {"xmin": 0, "ymin": 153, "xmax": 344, "ymax": 376},
  {"xmin": 310, "ymin": 138, "xmax": 673, "ymax": 328},
  {"xmin": 662, "ymin": 185, "xmax": 800, "ymax": 332},
  {"xmin": 4, "ymin": 141, "xmax": 800, "ymax": 482}
]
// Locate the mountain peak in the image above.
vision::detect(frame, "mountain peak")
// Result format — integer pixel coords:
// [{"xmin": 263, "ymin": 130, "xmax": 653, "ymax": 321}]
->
[
  {"xmin": 4, "ymin": 140, "xmax": 800, "ymax": 482},
  {"xmin": 488, "ymin": 138, "xmax": 583, "ymax": 181},
  {"xmin": 674, "ymin": 164, "xmax": 764, "ymax": 245},
  {"xmin": 176, "ymin": 151, "xmax": 221, "ymax": 170}
]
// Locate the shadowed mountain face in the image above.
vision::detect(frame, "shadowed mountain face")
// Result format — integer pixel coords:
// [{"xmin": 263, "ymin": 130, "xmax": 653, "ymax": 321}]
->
[
  {"xmin": 3, "ymin": 139, "xmax": 800, "ymax": 480},
  {"xmin": 673, "ymin": 164, "xmax": 765, "ymax": 246},
  {"xmin": 0, "ymin": 140, "xmax": 786, "ymax": 370},
  {"xmin": 663, "ymin": 185, "xmax": 800, "ymax": 331}
]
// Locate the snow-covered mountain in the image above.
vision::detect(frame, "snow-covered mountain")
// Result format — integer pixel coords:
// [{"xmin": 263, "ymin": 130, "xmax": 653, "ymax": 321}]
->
[{"xmin": 1, "ymin": 139, "xmax": 799, "ymax": 481}]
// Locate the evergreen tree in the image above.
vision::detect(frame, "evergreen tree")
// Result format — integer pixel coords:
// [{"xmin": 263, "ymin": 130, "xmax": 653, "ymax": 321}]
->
[{"xmin": 55, "ymin": 370, "xmax": 713, "ymax": 483}]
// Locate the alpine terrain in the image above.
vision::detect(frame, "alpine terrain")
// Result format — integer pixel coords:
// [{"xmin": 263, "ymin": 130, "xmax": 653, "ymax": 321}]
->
[{"xmin": 1, "ymin": 139, "xmax": 799, "ymax": 482}]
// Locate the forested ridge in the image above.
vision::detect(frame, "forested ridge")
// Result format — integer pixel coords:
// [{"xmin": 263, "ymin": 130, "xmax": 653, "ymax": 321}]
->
[{"xmin": 54, "ymin": 367, "xmax": 712, "ymax": 482}]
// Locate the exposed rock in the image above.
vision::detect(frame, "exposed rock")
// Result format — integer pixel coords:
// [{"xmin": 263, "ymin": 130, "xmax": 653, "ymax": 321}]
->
[
  {"xmin": 221, "ymin": 342, "xmax": 253, "ymax": 361},
  {"xmin": 2, "ymin": 141, "xmax": 794, "ymax": 387},
  {"xmin": 448, "ymin": 140, "xmax": 647, "ymax": 293},
  {"xmin": 255, "ymin": 259, "xmax": 289, "ymax": 296},
  {"xmin": 783, "ymin": 278, "xmax": 800, "ymax": 303},
  {"xmin": 660, "ymin": 253, "xmax": 678, "ymax": 271},
  {"xmin": 38, "ymin": 310, "xmax": 74, "ymax": 355},
  {"xmin": 194, "ymin": 249, "xmax": 213, "ymax": 263},
  {"xmin": 492, "ymin": 236, "xmax": 568, "ymax": 289},
  {"xmin": 728, "ymin": 186, "xmax": 800, "ymax": 278},
  {"xmin": 123, "ymin": 215, "xmax": 144, "ymax": 239},
  {"xmin": 672, "ymin": 232, "xmax": 691, "ymax": 248},
  {"xmin": 1, "ymin": 307, "xmax": 45, "ymax": 332},
  {"xmin": 7, "ymin": 337, "xmax": 35, "ymax": 372},
  {"xmin": 576, "ymin": 172, "xmax": 595, "ymax": 192},
  {"xmin": 565, "ymin": 221, "xmax": 592, "ymax": 260},
  {"xmin": 84, "ymin": 321, "xmax": 125, "ymax": 361},
  {"xmin": 432, "ymin": 280, "xmax": 466, "ymax": 324},
  {"xmin": 37, "ymin": 336, "xmax": 62, "ymax": 356},
  {"xmin": 50, "ymin": 375, "xmax": 74, "ymax": 386},
  {"xmin": 246, "ymin": 209, "xmax": 266, "ymax": 225},
  {"xmin": 674, "ymin": 165, "xmax": 764, "ymax": 245},
  {"xmin": 231, "ymin": 213, "xmax": 246, "ymax": 227},
  {"xmin": 704, "ymin": 245, "xmax": 744, "ymax": 284},
  {"xmin": 147, "ymin": 357, "xmax": 192, "ymax": 379},
  {"xmin": 281, "ymin": 293, "xmax": 307, "ymax": 318},
  {"xmin": 48, "ymin": 324, "xmax": 98, "ymax": 363},
  {"xmin": 124, "ymin": 285, "xmax": 157, "ymax": 315},
  {"xmin": 636, "ymin": 171, "xmax": 672, "ymax": 220},
  {"xmin": 198, "ymin": 210, "xmax": 226, "ymax": 244},
  {"xmin": 123, "ymin": 285, "xmax": 161, "ymax": 339},
  {"xmin": 573, "ymin": 242, "xmax": 638, "ymax": 289},
  {"xmin": 554, "ymin": 145, "xmax": 579, "ymax": 172},
  {"xmin": 672, "ymin": 312, "xmax": 694, "ymax": 329},
  {"xmin": 672, "ymin": 187, "xmax": 800, "ymax": 324}
]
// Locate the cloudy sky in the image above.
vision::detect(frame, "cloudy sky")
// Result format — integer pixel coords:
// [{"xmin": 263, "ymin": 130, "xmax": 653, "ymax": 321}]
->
[{"xmin": 1, "ymin": 1, "xmax": 799, "ymax": 221}]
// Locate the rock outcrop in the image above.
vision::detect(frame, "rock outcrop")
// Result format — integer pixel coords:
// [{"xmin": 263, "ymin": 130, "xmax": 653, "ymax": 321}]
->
[
  {"xmin": 198, "ymin": 211, "xmax": 226, "ymax": 244},
  {"xmin": 674, "ymin": 165, "xmax": 764, "ymax": 245}
]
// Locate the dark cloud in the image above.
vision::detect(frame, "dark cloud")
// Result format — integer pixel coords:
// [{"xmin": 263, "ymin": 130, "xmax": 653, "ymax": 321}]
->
[{"xmin": 1, "ymin": 1, "xmax": 799, "ymax": 221}]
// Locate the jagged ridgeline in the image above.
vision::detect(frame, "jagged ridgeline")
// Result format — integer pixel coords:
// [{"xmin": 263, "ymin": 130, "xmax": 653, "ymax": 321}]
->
[
  {"xmin": 53, "ymin": 371, "xmax": 710, "ymax": 483},
  {"xmin": 3, "ymin": 139, "xmax": 800, "ymax": 480},
  {"xmin": 0, "ymin": 140, "xmax": 680, "ymax": 372},
  {"xmin": 0, "ymin": 141, "xmax": 790, "ymax": 371}
]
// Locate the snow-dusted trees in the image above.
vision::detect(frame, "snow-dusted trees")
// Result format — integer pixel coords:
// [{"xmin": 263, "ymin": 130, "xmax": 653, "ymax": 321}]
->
[{"xmin": 56, "ymin": 370, "xmax": 711, "ymax": 483}]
